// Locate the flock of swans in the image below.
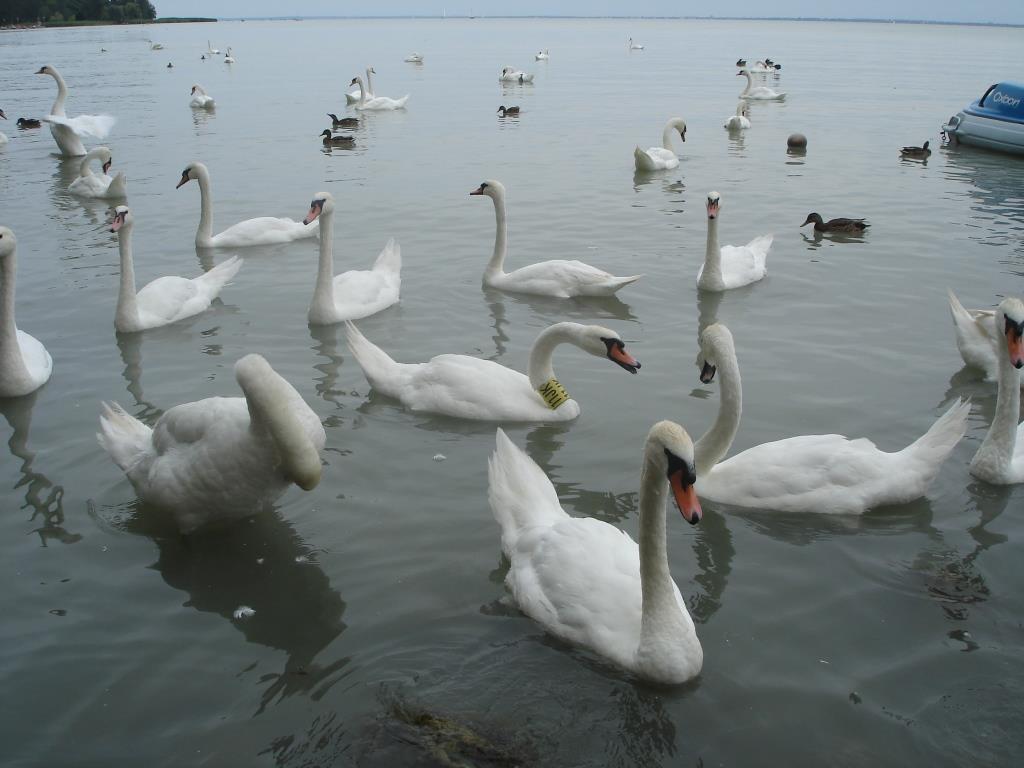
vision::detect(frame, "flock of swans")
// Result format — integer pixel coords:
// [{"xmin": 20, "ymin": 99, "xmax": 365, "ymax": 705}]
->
[{"xmin": 1, "ymin": 46, "xmax": 1022, "ymax": 687}]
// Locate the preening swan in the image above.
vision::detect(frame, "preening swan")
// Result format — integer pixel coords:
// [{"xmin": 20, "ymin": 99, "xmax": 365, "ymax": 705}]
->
[
  {"xmin": 535, "ymin": 49, "xmax": 549, "ymax": 60},
  {"xmin": 68, "ymin": 147, "xmax": 127, "ymax": 199},
  {"xmin": 349, "ymin": 76, "xmax": 408, "ymax": 111},
  {"xmin": 36, "ymin": 65, "xmax": 116, "ymax": 157},
  {"xmin": 488, "ymin": 423, "xmax": 703, "ymax": 683},
  {"xmin": 346, "ymin": 67, "xmax": 376, "ymax": 105},
  {"xmin": 499, "ymin": 67, "xmax": 534, "ymax": 83},
  {"xmin": 948, "ymin": 290, "xmax": 1024, "ymax": 389},
  {"xmin": 471, "ymin": 180, "xmax": 641, "ymax": 298},
  {"xmin": 302, "ymin": 191, "xmax": 401, "ymax": 324},
  {"xmin": 723, "ymin": 102, "xmax": 751, "ymax": 130},
  {"xmin": 696, "ymin": 192, "xmax": 770, "ymax": 292},
  {"xmin": 109, "ymin": 206, "xmax": 242, "ymax": 333},
  {"xmin": 969, "ymin": 297, "xmax": 1024, "ymax": 484},
  {"xmin": 190, "ymin": 84, "xmax": 215, "ymax": 109},
  {"xmin": 633, "ymin": 117, "xmax": 687, "ymax": 172},
  {"xmin": 692, "ymin": 323, "xmax": 970, "ymax": 512},
  {"xmin": 737, "ymin": 70, "xmax": 786, "ymax": 100},
  {"xmin": 345, "ymin": 320, "xmax": 640, "ymax": 422},
  {"xmin": 176, "ymin": 161, "xmax": 318, "ymax": 248},
  {"xmin": 97, "ymin": 354, "xmax": 326, "ymax": 534},
  {"xmin": 0, "ymin": 227, "xmax": 53, "ymax": 398}
]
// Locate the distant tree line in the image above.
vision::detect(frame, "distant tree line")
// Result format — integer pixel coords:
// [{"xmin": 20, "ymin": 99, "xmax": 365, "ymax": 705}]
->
[{"xmin": 1, "ymin": 0, "xmax": 158, "ymax": 24}]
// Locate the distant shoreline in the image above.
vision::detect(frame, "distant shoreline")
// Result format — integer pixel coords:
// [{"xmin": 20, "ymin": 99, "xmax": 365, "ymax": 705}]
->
[{"xmin": 2, "ymin": 17, "xmax": 215, "ymax": 30}]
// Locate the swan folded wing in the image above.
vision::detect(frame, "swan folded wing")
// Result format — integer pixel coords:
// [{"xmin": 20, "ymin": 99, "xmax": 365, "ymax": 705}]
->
[
  {"xmin": 151, "ymin": 397, "xmax": 244, "ymax": 454},
  {"xmin": 643, "ymin": 147, "xmax": 679, "ymax": 170},
  {"xmin": 332, "ymin": 269, "xmax": 399, "ymax": 319},
  {"xmin": 948, "ymin": 291, "xmax": 999, "ymax": 374},
  {"xmin": 211, "ymin": 216, "xmax": 317, "ymax": 247},
  {"xmin": 404, "ymin": 355, "xmax": 540, "ymax": 419},
  {"xmin": 719, "ymin": 236, "xmax": 770, "ymax": 287},
  {"xmin": 43, "ymin": 113, "xmax": 116, "ymax": 139},
  {"xmin": 357, "ymin": 95, "xmax": 409, "ymax": 110},
  {"xmin": 17, "ymin": 330, "xmax": 53, "ymax": 384},
  {"xmin": 502, "ymin": 259, "xmax": 635, "ymax": 298},
  {"xmin": 134, "ymin": 276, "xmax": 207, "ymax": 326}
]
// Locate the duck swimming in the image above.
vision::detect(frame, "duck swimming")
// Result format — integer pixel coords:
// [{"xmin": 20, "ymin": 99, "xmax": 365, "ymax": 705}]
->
[
  {"xmin": 17, "ymin": 118, "xmax": 42, "ymax": 129},
  {"xmin": 497, "ymin": 105, "xmax": 520, "ymax": 116},
  {"xmin": 900, "ymin": 140, "xmax": 931, "ymax": 158},
  {"xmin": 327, "ymin": 113, "xmax": 358, "ymax": 128},
  {"xmin": 320, "ymin": 129, "xmax": 354, "ymax": 146},
  {"xmin": 800, "ymin": 213, "xmax": 869, "ymax": 233}
]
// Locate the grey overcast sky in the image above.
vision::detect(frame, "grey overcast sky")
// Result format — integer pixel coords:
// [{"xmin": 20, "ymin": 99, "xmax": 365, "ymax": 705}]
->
[{"xmin": 157, "ymin": 0, "xmax": 1024, "ymax": 25}]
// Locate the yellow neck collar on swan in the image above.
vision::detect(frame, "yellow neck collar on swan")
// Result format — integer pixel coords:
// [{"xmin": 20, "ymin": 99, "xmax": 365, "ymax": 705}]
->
[{"xmin": 537, "ymin": 378, "xmax": 570, "ymax": 410}]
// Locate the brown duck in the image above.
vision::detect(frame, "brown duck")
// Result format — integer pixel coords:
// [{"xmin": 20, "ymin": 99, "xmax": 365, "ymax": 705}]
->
[
  {"xmin": 327, "ymin": 113, "xmax": 358, "ymax": 128},
  {"xmin": 17, "ymin": 118, "xmax": 42, "ymax": 129},
  {"xmin": 321, "ymin": 129, "xmax": 354, "ymax": 146},
  {"xmin": 497, "ymin": 105, "xmax": 520, "ymax": 116},
  {"xmin": 800, "ymin": 213, "xmax": 869, "ymax": 233},
  {"xmin": 900, "ymin": 140, "xmax": 931, "ymax": 158}
]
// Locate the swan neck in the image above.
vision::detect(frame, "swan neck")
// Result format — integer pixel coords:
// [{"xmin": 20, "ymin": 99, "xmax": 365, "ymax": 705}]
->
[
  {"xmin": 741, "ymin": 71, "xmax": 752, "ymax": 96},
  {"xmin": 661, "ymin": 123, "xmax": 676, "ymax": 151},
  {"xmin": 195, "ymin": 166, "xmax": 214, "ymax": 246},
  {"xmin": 975, "ymin": 342, "xmax": 1021, "ymax": 471},
  {"xmin": 49, "ymin": 70, "xmax": 68, "ymax": 115},
  {"xmin": 0, "ymin": 254, "xmax": 29, "ymax": 382},
  {"xmin": 703, "ymin": 215, "xmax": 722, "ymax": 283},
  {"xmin": 115, "ymin": 226, "xmax": 139, "ymax": 327},
  {"xmin": 79, "ymin": 151, "xmax": 96, "ymax": 177},
  {"xmin": 312, "ymin": 208, "xmax": 336, "ymax": 315},
  {"xmin": 484, "ymin": 190, "xmax": 508, "ymax": 279},
  {"xmin": 526, "ymin": 323, "xmax": 577, "ymax": 390},
  {"xmin": 365, "ymin": 68, "xmax": 374, "ymax": 93},
  {"xmin": 694, "ymin": 344, "xmax": 742, "ymax": 474}
]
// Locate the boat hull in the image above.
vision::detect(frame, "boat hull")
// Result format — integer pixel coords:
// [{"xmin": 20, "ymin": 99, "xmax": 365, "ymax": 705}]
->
[{"xmin": 943, "ymin": 82, "xmax": 1024, "ymax": 156}]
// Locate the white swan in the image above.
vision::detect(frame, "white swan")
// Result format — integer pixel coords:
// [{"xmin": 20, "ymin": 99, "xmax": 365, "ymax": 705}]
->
[
  {"xmin": 969, "ymin": 297, "xmax": 1024, "ymax": 484},
  {"xmin": 499, "ymin": 67, "xmax": 534, "ymax": 83},
  {"xmin": 628, "ymin": 37, "xmax": 645, "ymax": 50},
  {"xmin": 189, "ymin": 84, "xmax": 215, "ymax": 109},
  {"xmin": 346, "ymin": 67, "xmax": 376, "ymax": 105},
  {"xmin": 36, "ymin": 65, "xmax": 116, "ymax": 157},
  {"xmin": 696, "ymin": 192, "xmax": 770, "ymax": 292},
  {"xmin": 97, "ymin": 354, "xmax": 326, "ymax": 534},
  {"xmin": 948, "ymin": 290, "xmax": 1024, "ymax": 390},
  {"xmin": 344, "ymin": 320, "xmax": 640, "ymax": 422},
  {"xmin": 535, "ymin": 49, "xmax": 549, "ymax": 60},
  {"xmin": 633, "ymin": 117, "xmax": 687, "ymax": 172},
  {"xmin": 0, "ymin": 227, "xmax": 53, "ymax": 398},
  {"xmin": 488, "ymin": 422, "xmax": 703, "ymax": 683},
  {"xmin": 471, "ymin": 180, "xmax": 641, "ymax": 297},
  {"xmin": 302, "ymin": 191, "xmax": 401, "ymax": 324},
  {"xmin": 723, "ymin": 102, "xmax": 751, "ymax": 130},
  {"xmin": 68, "ymin": 147, "xmax": 127, "ymax": 198},
  {"xmin": 207, "ymin": 40, "xmax": 220, "ymax": 55},
  {"xmin": 109, "ymin": 206, "xmax": 242, "ymax": 333},
  {"xmin": 692, "ymin": 323, "xmax": 970, "ymax": 513},
  {"xmin": 404, "ymin": 53, "xmax": 424, "ymax": 63},
  {"xmin": 349, "ymin": 76, "xmax": 408, "ymax": 111},
  {"xmin": 737, "ymin": 70, "xmax": 785, "ymax": 100},
  {"xmin": 176, "ymin": 161, "xmax": 318, "ymax": 248},
  {"xmin": 0, "ymin": 108, "xmax": 8, "ymax": 144},
  {"xmin": 223, "ymin": 47, "xmax": 235, "ymax": 64}
]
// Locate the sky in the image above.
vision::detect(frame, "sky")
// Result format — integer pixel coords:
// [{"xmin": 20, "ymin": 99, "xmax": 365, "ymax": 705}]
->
[{"xmin": 157, "ymin": 0, "xmax": 1024, "ymax": 25}]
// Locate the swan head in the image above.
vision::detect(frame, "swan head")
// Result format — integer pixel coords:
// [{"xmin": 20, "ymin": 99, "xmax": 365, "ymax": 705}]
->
[
  {"xmin": 0, "ymin": 109, "xmax": 6, "ymax": 120},
  {"xmin": 349, "ymin": 77, "xmax": 362, "ymax": 87},
  {"xmin": 706, "ymin": 192, "xmax": 721, "ymax": 220},
  {"xmin": 998, "ymin": 298, "xmax": 1024, "ymax": 369},
  {"xmin": 190, "ymin": 84, "xmax": 202, "ymax": 95},
  {"xmin": 176, "ymin": 162, "xmax": 205, "ymax": 189},
  {"xmin": 579, "ymin": 325, "xmax": 641, "ymax": 374},
  {"xmin": 35, "ymin": 66, "xmax": 55, "ymax": 76},
  {"xmin": 696, "ymin": 323, "xmax": 735, "ymax": 384},
  {"xmin": 0, "ymin": 227, "xmax": 16, "ymax": 259},
  {"xmin": 304, "ymin": 191, "xmax": 334, "ymax": 225},
  {"xmin": 109, "ymin": 205, "xmax": 132, "ymax": 233},
  {"xmin": 800, "ymin": 213, "xmax": 823, "ymax": 227},
  {"xmin": 647, "ymin": 421, "xmax": 702, "ymax": 525},
  {"xmin": 470, "ymin": 179, "xmax": 505, "ymax": 199}
]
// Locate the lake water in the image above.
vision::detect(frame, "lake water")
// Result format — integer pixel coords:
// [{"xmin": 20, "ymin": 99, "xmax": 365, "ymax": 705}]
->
[{"xmin": 1, "ymin": 16, "xmax": 1022, "ymax": 767}]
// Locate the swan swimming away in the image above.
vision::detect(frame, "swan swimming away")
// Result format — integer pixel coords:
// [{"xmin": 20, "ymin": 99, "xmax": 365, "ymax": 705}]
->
[
  {"xmin": 628, "ymin": 37, "xmax": 645, "ymax": 50},
  {"xmin": 723, "ymin": 102, "xmax": 751, "ymax": 130},
  {"xmin": 97, "ymin": 354, "xmax": 326, "ymax": 534},
  {"xmin": 349, "ymin": 75, "xmax": 408, "ymax": 110},
  {"xmin": 301, "ymin": 191, "xmax": 401, "ymax": 324},
  {"xmin": 696, "ymin": 192, "xmax": 770, "ymax": 292},
  {"xmin": 471, "ymin": 180, "xmax": 641, "ymax": 297},
  {"xmin": 633, "ymin": 117, "xmax": 687, "ymax": 171},
  {"xmin": 488, "ymin": 422, "xmax": 703, "ymax": 683},
  {"xmin": 947, "ymin": 290, "xmax": 1024, "ymax": 390},
  {"xmin": 0, "ymin": 227, "xmax": 53, "ymax": 398},
  {"xmin": 499, "ymin": 67, "xmax": 534, "ymax": 83},
  {"xmin": 176, "ymin": 161, "xmax": 318, "ymax": 248},
  {"xmin": 189, "ymin": 84, "xmax": 215, "ymax": 109},
  {"xmin": 346, "ymin": 67, "xmax": 376, "ymax": 105},
  {"xmin": 36, "ymin": 65, "xmax": 116, "ymax": 157},
  {"xmin": 223, "ymin": 47, "xmax": 235, "ymax": 64},
  {"xmin": 344, "ymin": 320, "xmax": 640, "ymax": 421},
  {"xmin": 108, "ymin": 206, "xmax": 242, "ymax": 333},
  {"xmin": 737, "ymin": 70, "xmax": 786, "ymax": 100},
  {"xmin": 969, "ymin": 297, "xmax": 1024, "ymax": 484},
  {"xmin": 692, "ymin": 323, "xmax": 971, "ymax": 512},
  {"xmin": 68, "ymin": 146, "xmax": 126, "ymax": 199}
]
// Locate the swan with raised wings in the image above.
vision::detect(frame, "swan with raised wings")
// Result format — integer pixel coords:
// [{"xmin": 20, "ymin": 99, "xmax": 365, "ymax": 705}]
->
[
  {"xmin": 737, "ymin": 70, "xmax": 785, "ymax": 100},
  {"xmin": 697, "ymin": 192, "xmax": 770, "ymax": 292},
  {"xmin": 302, "ymin": 191, "xmax": 400, "ymax": 324},
  {"xmin": 0, "ymin": 228, "xmax": 53, "ymax": 398},
  {"xmin": 36, "ymin": 65, "xmax": 116, "ymax": 157},
  {"xmin": 68, "ymin": 147, "xmax": 126, "ymax": 198},
  {"xmin": 98, "ymin": 354, "xmax": 326, "ymax": 533},
  {"xmin": 633, "ymin": 117, "xmax": 687, "ymax": 171},
  {"xmin": 109, "ymin": 206, "xmax": 242, "ymax": 333},
  {"xmin": 176, "ymin": 162, "xmax": 318, "ymax": 248},
  {"xmin": 190, "ymin": 84, "xmax": 215, "ymax": 109},
  {"xmin": 723, "ymin": 102, "xmax": 751, "ymax": 130},
  {"xmin": 969, "ymin": 297, "xmax": 1024, "ymax": 484},
  {"xmin": 350, "ymin": 76, "xmax": 408, "ymax": 110},
  {"xmin": 691, "ymin": 323, "xmax": 970, "ymax": 512},
  {"xmin": 488, "ymin": 422, "xmax": 703, "ymax": 683},
  {"xmin": 947, "ymin": 290, "xmax": 1024, "ymax": 390},
  {"xmin": 345, "ymin": 320, "xmax": 640, "ymax": 421},
  {"xmin": 471, "ymin": 180, "xmax": 641, "ymax": 297},
  {"xmin": 346, "ymin": 67, "xmax": 376, "ymax": 104}
]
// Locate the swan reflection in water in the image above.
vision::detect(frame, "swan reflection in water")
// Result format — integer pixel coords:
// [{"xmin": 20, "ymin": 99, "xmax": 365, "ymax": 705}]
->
[
  {"xmin": 1, "ymin": 393, "xmax": 79, "ymax": 547},
  {"xmin": 307, "ymin": 322, "xmax": 346, "ymax": 411}
]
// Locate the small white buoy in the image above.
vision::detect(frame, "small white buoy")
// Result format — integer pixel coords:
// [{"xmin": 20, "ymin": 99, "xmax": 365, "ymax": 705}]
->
[{"xmin": 433, "ymin": 453, "xmax": 446, "ymax": 462}]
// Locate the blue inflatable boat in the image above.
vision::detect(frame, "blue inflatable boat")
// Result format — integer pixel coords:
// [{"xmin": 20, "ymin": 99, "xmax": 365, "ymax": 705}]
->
[{"xmin": 943, "ymin": 82, "xmax": 1024, "ymax": 156}]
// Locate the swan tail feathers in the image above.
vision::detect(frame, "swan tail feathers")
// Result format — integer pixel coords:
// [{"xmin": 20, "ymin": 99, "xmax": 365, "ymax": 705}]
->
[
  {"xmin": 107, "ymin": 172, "xmax": 127, "ymax": 198},
  {"xmin": 197, "ymin": 255, "xmax": 243, "ymax": 296},
  {"xmin": 488, "ymin": 428, "xmax": 565, "ymax": 555},
  {"xmin": 904, "ymin": 397, "xmax": 970, "ymax": 474},
  {"xmin": 633, "ymin": 146, "xmax": 654, "ymax": 172},
  {"xmin": 344, "ymin": 321, "xmax": 408, "ymax": 397},
  {"xmin": 607, "ymin": 274, "xmax": 643, "ymax": 291},
  {"xmin": 97, "ymin": 402, "xmax": 152, "ymax": 473},
  {"xmin": 372, "ymin": 238, "xmax": 402, "ymax": 274},
  {"xmin": 235, "ymin": 354, "xmax": 323, "ymax": 491}
]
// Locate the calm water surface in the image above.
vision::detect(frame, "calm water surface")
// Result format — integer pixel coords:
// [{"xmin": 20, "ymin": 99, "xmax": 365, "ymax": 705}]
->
[{"xmin": 1, "ymin": 17, "xmax": 1023, "ymax": 767}]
